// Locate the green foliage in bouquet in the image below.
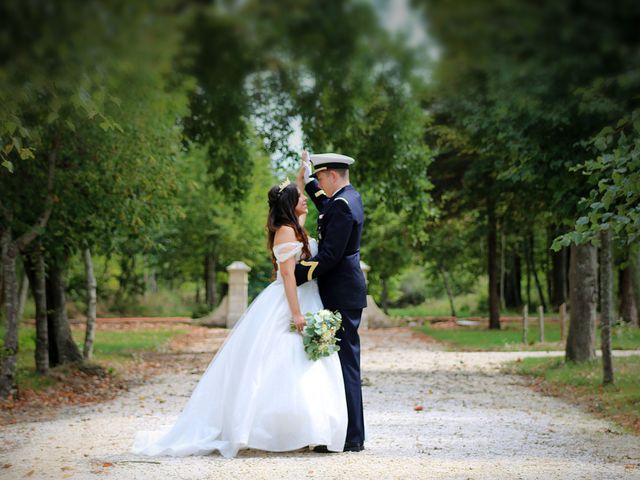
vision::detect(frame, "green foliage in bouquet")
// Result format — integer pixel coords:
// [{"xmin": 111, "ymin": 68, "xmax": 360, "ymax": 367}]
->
[{"xmin": 291, "ymin": 310, "xmax": 342, "ymax": 361}]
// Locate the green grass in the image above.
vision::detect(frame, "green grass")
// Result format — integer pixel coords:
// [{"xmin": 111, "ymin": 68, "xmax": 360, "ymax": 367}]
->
[
  {"xmin": 389, "ymin": 303, "xmax": 523, "ymax": 318},
  {"xmin": 389, "ymin": 291, "xmax": 483, "ymax": 317},
  {"xmin": 2, "ymin": 324, "xmax": 185, "ymax": 392},
  {"xmin": 100, "ymin": 288, "xmax": 198, "ymax": 317},
  {"xmin": 70, "ymin": 328, "xmax": 184, "ymax": 361},
  {"xmin": 505, "ymin": 356, "xmax": 640, "ymax": 433},
  {"xmin": 21, "ymin": 288, "xmax": 203, "ymax": 320},
  {"xmin": 416, "ymin": 322, "xmax": 640, "ymax": 351}
]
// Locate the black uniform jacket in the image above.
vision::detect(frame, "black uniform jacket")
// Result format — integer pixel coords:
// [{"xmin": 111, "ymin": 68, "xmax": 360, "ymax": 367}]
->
[{"xmin": 294, "ymin": 180, "xmax": 367, "ymax": 310}]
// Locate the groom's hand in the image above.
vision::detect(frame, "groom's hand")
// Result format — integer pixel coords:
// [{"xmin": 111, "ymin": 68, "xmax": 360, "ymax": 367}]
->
[{"xmin": 293, "ymin": 313, "xmax": 306, "ymax": 333}]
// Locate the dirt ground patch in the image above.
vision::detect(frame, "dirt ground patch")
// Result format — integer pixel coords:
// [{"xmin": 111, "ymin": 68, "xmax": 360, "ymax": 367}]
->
[
  {"xmin": 1, "ymin": 327, "xmax": 639, "ymax": 479},
  {"xmin": 0, "ymin": 321, "xmax": 225, "ymax": 426}
]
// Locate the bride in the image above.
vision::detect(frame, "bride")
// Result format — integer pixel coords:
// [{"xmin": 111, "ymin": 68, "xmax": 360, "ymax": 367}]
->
[{"xmin": 132, "ymin": 159, "xmax": 347, "ymax": 458}]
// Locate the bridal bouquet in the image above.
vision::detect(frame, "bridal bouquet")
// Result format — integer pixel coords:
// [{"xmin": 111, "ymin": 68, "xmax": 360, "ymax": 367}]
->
[{"xmin": 291, "ymin": 310, "xmax": 342, "ymax": 361}]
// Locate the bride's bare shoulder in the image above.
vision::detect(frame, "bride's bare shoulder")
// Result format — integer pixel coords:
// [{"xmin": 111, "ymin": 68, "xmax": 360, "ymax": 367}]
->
[{"xmin": 274, "ymin": 225, "xmax": 297, "ymax": 243}]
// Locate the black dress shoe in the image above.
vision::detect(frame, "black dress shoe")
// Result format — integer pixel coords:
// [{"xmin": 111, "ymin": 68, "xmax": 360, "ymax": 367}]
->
[
  {"xmin": 343, "ymin": 442, "xmax": 365, "ymax": 452},
  {"xmin": 313, "ymin": 445, "xmax": 337, "ymax": 453}
]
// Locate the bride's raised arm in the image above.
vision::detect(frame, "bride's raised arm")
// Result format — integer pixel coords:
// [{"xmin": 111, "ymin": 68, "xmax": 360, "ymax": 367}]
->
[{"xmin": 297, "ymin": 150, "xmax": 310, "ymax": 226}]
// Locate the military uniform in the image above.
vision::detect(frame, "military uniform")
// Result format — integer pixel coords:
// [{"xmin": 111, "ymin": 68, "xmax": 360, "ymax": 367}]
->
[{"xmin": 294, "ymin": 153, "xmax": 367, "ymax": 448}]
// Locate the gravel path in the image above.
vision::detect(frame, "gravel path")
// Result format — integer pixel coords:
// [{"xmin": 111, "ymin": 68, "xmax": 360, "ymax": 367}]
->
[{"xmin": 1, "ymin": 327, "xmax": 639, "ymax": 479}]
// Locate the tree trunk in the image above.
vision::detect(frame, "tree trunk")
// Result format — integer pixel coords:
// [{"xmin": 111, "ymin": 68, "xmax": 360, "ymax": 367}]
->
[
  {"xmin": 149, "ymin": 268, "xmax": 158, "ymax": 293},
  {"xmin": 565, "ymin": 245, "xmax": 572, "ymax": 303},
  {"xmin": 17, "ymin": 269, "xmax": 29, "ymax": 322},
  {"xmin": 23, "ymin": 247, "xmax": 49, "ymax": 374},
  {"xmin": 505, "ymin": 253, "xmax": 522, "ymax": 309},
  {"xmin": 381, "ymin": 277, "xmax": 389, "ymax": 314},
  {"xmin": 551, "ymin": 245, "xmax": 568, "ymax": 309},
  {"xmin": 116, "ymin": 254, "xmax": 137, "ymax": 305},
  {"xmin": 525, "ymin": 238, "xmax": 531, "ymax": 308},
  {"xmin": 546, "ymin": 227, "xmax": 553, "ymax": 308},
  {"xmin": 83, "ymin": 248, "xmax": 97, "ymax": 361},
  {"xmin": 599, "ymin": 231, "xmax": 614, "ymax": 384},
  {"xmin": 46, "ymin": 259, "xmax": 82, "ymax": 366},
  {"xmin": 0, "ymin": 228, "xmax": 19, "ymax": 398},
  {"xmin": 500, "ymin": 230, "xmax": 506, "ymax": 310},
  {"xmin": 619, "ymin": 265, "xmax": 638, "ymax": 326},
  {"xmin": 487, "ymin": 198, "xmax": 500, "ymax": 329},
  {"xmin": 566, "ymin": 243, "xmax": 597, "ymax": 363},
  {"xmin": 440, "ymin": 267, "xmax": 457, "ymax": 317},
  {"xmin": 142, "ymin": 255, "xmax": 158, "ymax": 295},
  {"xmin": 143, "ymin": 255, "xmax": 149, "ymax": 297},
  {"xmin": 0, "ymin": 148, "xmax": 56, "ymax": 397},
  {"xmin": 631, "ymin": 247, "xmax": 640, "ymax": 327},
  {"xmin": 528, "ymin": 233, "xmax": 547, "ymax": 311},
  {"xmin": 0, "ymin": 267, "xmax": 4, "ymax": 315},
  {"xmin": 204, "ymin": 254, "xmax": 217, "ymax": 307}
]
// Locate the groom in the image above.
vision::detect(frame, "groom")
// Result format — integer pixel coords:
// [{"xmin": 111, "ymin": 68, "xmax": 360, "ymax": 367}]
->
[{"xmin": 295, "ymin": 152, "xmax": 367, "ymax": 453}]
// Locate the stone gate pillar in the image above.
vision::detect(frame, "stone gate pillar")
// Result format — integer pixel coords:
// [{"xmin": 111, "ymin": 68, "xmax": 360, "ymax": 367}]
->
[
  {"xmin": 226, "ymin": 261, "xmax": 251, "ymax": 328},
  {"xmin": 360, "ymin": 261, "xmax": 370, "ymax": 283},
  {"xmin": 360, "ymin": 260, "xmax": 393, "ymax": 328}
]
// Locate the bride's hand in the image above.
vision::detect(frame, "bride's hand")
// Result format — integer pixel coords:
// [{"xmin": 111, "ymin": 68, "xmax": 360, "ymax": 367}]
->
[{"xmin": 293, "ymin": 313, "xmax": 306, "ymax": 334}]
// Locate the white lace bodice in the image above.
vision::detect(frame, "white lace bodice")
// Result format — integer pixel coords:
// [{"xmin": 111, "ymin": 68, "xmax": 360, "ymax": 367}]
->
[{"xmin": 273, "ymin": 238, "xmax": 318, "ymax": 281}]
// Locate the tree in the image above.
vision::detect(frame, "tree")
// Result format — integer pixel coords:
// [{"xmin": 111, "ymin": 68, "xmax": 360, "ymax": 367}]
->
[
  {"xmin": 0, "ymin": 0, "xmax": 113, "ymax": 395},
  {"xmin": 566, "ymin": 243, "xmax": 597, "ymax": 362},
  {"xmin": 154, "ymin": 140, "xmax": 274, "ymax": 309},
  {"xmin": 249, "ymin": 0, "xmax": 434, "ymax": 306},
  {"xmin": 423, "ymin": 0, "xmax": 640, "ymax": 346},
  {"xmin": 22, "ymin": 243, "xmax": 48, "ymax": 374},
  {"xmin": 0, "ymin": 159, "xmax": 55, "ymax": 396},
  {"xmin": 1, "ymin": 0, "xmax": 191, "ymax": 394},
  {"xmin": 37, "ymin": 2, "xmax": 189, "ymax": 366},
  {"xmin": 600, "ymin": 230, "xmax": 614, "ymax": 384},
  {"xmin": 362, "ymin": 209, "xmax": 414, "ymax": 313},
  {"xmin": 182, "ymin": 7, "xmax": 257, "ymax": 204},
  {"xmin": 441, "ymin": 221, "xmax": 483, "ymax": 316}
]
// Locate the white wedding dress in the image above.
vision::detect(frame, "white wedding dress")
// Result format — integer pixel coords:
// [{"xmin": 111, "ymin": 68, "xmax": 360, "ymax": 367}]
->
[{"xmin": 132, "ymin": 238, "xmax": 347, "ymax": 458}]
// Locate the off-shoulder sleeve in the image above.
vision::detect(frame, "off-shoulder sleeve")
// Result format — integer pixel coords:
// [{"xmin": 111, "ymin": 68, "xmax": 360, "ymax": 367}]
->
[{"xmin": 273, "ymin": 241, "xmax": 303, "ymax": 263}]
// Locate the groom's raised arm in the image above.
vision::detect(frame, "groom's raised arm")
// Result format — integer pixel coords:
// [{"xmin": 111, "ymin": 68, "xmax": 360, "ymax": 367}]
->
[
  {"xmin": 295, "ymin": 199, "xmax": 352, "ymax": 285},
  {"xmin": 305, "ymin": 179, "xmax": 330, "ymax": 212}
]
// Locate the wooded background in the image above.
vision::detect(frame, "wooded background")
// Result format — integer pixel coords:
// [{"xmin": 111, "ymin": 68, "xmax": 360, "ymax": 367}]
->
[{"xmin": 1, "ymin": 0, "xmax": 638, "ymax": 397}]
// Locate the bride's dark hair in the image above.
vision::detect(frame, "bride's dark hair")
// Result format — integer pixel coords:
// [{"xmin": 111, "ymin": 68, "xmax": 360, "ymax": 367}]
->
[{"xmin": 267, "ymin": 182, "xmax": 311, "ymax": 275}]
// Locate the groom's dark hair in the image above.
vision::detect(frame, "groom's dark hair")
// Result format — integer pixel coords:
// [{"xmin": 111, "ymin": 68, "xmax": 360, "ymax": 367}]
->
[{"xmin": 266, "ymin": 183, "xmax": 311, "ymax": 277}]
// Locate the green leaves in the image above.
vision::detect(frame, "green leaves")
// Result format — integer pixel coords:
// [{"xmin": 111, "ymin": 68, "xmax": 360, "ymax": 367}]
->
[
  {"xmin": 18, "ymin": 148, "xmax": 35, "ymax": 160},
  {"xmin": 424, "ymin": 0, "xmax": 640, "ymax": 256},
  {"xmin": 1, "ymin": 159, "xmax": 14, "ymax": 173},
  {"xmin": 569, "ymin": 109, "xmax": 640, "ymax": 245}
]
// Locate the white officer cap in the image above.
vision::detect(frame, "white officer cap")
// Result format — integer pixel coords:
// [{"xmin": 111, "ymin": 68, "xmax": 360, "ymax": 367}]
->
[{"xmin": 309, "ymin": 153, "xmax": 355, "ymax": 177}]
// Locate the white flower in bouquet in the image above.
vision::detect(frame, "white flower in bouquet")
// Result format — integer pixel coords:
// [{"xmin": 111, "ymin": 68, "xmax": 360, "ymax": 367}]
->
[{"xmin": 290, "ymin": 309, "xmax": 342, "ymax": 361}]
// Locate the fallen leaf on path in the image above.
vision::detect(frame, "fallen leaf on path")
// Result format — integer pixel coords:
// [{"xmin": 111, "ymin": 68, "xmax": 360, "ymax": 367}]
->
[
  {"xmin": 102, "ymin": 463, "xmax": 114, "ymax": 468},
  {"xmin": 414, "ymin": 405, "xmax": 424, "ymax": 411}
]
